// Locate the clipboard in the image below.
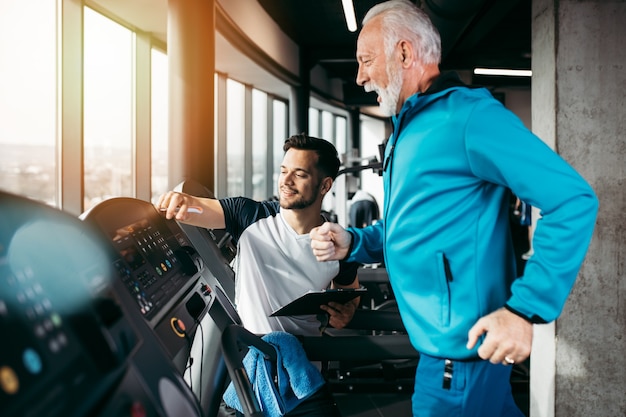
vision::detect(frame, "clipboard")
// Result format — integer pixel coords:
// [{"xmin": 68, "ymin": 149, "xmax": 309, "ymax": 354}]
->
[{"xmin": 270, "ymin": 288, "xmax": 367, "ymax": 317}]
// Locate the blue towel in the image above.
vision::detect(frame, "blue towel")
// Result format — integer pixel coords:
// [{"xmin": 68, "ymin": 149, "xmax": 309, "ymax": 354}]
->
[{"xmin": 222, "ymin": 331, "xmax": 325, "ymax": 417}]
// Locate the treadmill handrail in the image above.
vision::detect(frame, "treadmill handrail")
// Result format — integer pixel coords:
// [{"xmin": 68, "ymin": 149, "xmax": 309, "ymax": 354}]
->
[
  {"xmin": 299, "ymin": 334, "xmax": 418, "ymax": 362},
  {"xmin": 345, "ymin": 309, "xmax": 406, "ymax": 332},
  {"xmin": 220, "ymin": 324, "xmax": 277, "ymax": 417}
]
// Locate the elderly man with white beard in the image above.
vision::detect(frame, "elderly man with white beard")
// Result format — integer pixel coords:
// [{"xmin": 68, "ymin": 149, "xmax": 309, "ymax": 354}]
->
[{"xmin": 310, "ymin": 1, "xmax": 598, "ymax": 416}]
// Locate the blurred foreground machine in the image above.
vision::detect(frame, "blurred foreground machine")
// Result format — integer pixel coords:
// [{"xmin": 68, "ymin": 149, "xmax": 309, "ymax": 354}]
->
[{"xmin": 0, "ymin": 192, "xmax": 202, "ymax": 417}]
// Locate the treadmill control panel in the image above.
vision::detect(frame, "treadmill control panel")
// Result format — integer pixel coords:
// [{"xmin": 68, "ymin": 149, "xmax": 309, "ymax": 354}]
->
[
  {"xmin": 81, "ymin": 198, "xmax": 201, "ymax": 325},
  {"xmin": 81, "ymin": 197, "xmax": 210, "ymax": 365},
  {"xmin": 111, "ymin": 217, "xmax": 184, "ymax": 320}
]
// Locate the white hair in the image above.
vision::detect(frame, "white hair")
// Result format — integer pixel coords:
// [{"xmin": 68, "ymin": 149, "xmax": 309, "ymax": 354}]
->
[{"xmin": 362, "ymin": 0, "xmax": 441, "ymax": 65}]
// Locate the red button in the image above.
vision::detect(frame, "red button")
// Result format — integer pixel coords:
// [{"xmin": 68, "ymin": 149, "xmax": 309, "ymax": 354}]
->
[{"xmin": 130, "ymin": 401, "xmax": 146, "ymax": 417}]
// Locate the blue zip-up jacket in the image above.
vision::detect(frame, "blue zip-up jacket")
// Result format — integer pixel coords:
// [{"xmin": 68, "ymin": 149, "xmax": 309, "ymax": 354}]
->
[{"xmin": 347, "ymin": 73, "xmax": 598, "ymax": 360}]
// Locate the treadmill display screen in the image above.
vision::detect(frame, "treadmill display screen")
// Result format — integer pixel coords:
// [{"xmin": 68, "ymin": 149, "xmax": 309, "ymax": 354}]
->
[{"xmin": 112, "ymin": 218, "xmax": 185, "ymax": 320}]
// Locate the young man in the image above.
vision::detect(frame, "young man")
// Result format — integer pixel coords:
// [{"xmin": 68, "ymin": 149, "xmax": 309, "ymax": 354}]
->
[
  {"xmin": 157, "ymin": 133, "xmax": 361, "ymax": 336},
  {"xmin": 159, "ymin": 134, "xmax": 359, "ymax": 416},
  {"xmin": 310, "ymin": 1, "xmax": 598, "ymax": 416}
]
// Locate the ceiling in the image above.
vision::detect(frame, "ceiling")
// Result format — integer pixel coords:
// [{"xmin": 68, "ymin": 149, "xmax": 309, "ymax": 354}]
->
[
  {"xmin": 258, "ymin": 0, "xmax": 532, "ymax": 106},
  {"xmin": 91, "ymin": 0, "xmax": 531, "ymax": 110}
]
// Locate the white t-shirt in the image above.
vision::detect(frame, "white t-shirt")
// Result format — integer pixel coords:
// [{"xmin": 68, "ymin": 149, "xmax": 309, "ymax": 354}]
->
[{"xmin": 220, "ymin": 197, "xmax": 358, "ymax": 336}]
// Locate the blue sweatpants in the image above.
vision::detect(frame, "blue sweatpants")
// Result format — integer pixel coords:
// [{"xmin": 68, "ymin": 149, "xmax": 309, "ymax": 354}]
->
[{"xmin": 412, "ymin": 354, "xmax": 525, "ymax": 417}]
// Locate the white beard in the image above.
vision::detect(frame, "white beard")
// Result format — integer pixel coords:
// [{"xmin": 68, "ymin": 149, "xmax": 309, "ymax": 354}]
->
[{"xmin": 365, "ymin": 62, "xmax": 403, "ymax": 117}]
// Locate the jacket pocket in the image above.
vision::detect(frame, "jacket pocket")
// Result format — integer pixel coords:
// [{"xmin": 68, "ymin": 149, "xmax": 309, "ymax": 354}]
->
[{"xmin": 436, "ymin": 251, "xmax": 453, "ymax": 327}]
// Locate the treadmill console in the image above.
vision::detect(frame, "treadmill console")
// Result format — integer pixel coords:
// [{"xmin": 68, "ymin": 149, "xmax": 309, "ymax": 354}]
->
[
  {"xmin": 81, "ymin": 197, "xmax": 250, "ymax": 416},
  {"xmin": 81, "ymin": 197, "xmax": 209, "ymax": 367},
  {"xmin": 84, "ymin": 198, "xmax": 200, "ymax": 321}
]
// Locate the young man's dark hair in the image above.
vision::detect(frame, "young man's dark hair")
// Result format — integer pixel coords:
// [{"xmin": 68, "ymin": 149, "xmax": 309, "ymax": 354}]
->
[{"xmin": 283, "ymin": 133, "xmax": 341, "ymax": 180}]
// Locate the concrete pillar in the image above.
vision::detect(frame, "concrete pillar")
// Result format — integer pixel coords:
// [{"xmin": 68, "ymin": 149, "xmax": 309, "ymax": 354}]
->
[
  {"xmin": 167, "ymin": 0, "xmax": 216, "ymax": 192},
  {"xmin": 531, "ymin": 1, "xmax": 626, "ymax": 416}
]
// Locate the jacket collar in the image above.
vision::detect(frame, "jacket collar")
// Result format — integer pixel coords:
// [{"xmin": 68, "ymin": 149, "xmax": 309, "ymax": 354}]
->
[
  {"xmin": 422, "ymin": 71, "xmax": 467, "ymax": 96},
  {"xmin": 391, "ymin": 71, "xmax": 469, "ymax": 129}
]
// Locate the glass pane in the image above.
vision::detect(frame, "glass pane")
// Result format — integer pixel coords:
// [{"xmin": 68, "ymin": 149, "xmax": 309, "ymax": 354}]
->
[
  {"xmin": 84, "ymin": 7, "xmax": 133, "ymax": 210},
  {"xmin": 321, "ymin": 110, "xmax": 334, "ymax": 144},
  {"xmin": 360, "ymin": 115, "xmax": 386, "ymax": 213},
  {"xmin": 272, "ymin": 100, "xmax": 287, "ymax": 198},
  {"xmin": 226, "ymin": 79, "xmax": 245, "ymax": 196},
  {"xmin": 252, "ymin": 89, "xmax": 267, "ymax": 201},
  {"xmin": 151, "ymin": 48, "xmax": 169, "ymax": 203},
  {"xmin": 321, "ymin": 111, "xmax": 337, "ymax": 216},
  {"xmin": 308, "ymin": 108, "xmax": 319, "ymax": 136},
  {"xmin": 335, "ymin": 116, "xmax": 347, "ymax": 156},
  {"xmin": 0, "ymin": 0, "xmax": 57, "ymax": 205}
]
